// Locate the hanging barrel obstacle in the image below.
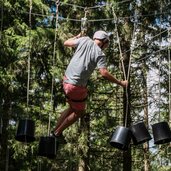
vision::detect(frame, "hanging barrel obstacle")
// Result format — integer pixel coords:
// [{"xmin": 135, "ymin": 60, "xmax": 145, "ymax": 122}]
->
[
  {"xmin": 15, "ymin": 0, "xmax": 35, "ymax": 144},
  {"xmin": 15, "ymin": 119, "xmax": 35, "ymax": 143},
  {"xmin": 37, "ymin": 0, "xmax": 59, "ymax": 159},
  {"xmin": 38, "ymin": 136, "xmax": 57, "ymax": 159},
  {"xmin": 110, "ymin": 126, "xmax": 131, "ymax": 151},
  {"xmin": 152, "ymin": 121, "xmax": 171, "ymax": 144},
  {"xmin": 130, "ymin": 122, "xmax": 152, "ymax": 145}
]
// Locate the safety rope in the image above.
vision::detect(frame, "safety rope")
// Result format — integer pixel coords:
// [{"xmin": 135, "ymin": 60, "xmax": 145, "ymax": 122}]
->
[
  {"xmin": 124, "ymin": 23, "xmax": 137, "ymax": 127},
  {"xmin": 113, "ymin": 12, "xmax": 127, "ymax": 80},
  {"xmin": 81, "ymin": 7, "xmax": 89, "ymax": 35},
  {"xmin": 112, "ymin": 7, "xmax": 139, "ymax": 127},
  {"xmin": 158, "ymin": 7, "xmax": 163, "ymax": 121},
  {"xmin": 0, "ymin": 0, "xmax": 4, "ymax": 136},
  {"xmin": 59, "ymin": 0, "xmax": 137, "ymax": 10},
  {"xmin": 168, "ymin": 28, "xmax": 171, "ymax": 124},
  {"xmin": 47, "ymin": 0, "xmax": 59, "ymax": 136},
  {"xmin": 26, "ymin": 0, "xmax": 32, "ymax": 114},
  {"xmin": 24, "ymin": 11, "xmax": 170, "ymax": 23},
  {"xmin": 0, "ymin": 0, "xmax": 3, "ymax": 45},
  {"xmin": 158, "ymin": 51, "xmax": 161, "ymax": 121}
]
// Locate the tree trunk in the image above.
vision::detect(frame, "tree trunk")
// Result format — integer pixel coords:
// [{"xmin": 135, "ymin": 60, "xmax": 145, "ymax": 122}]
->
[
  {"xmin": 0, "ymin": 97, "xmax": 10, "ymax": 171},
  {"xmin": 77, "ymin": 114, "xmax": 90, "ymax": 171},
  {"xmin": 143, "ymin": 61, "xmax": 151, "ymax": 171},
  {"xmin": 122, "ymin": 41, "xmax": 132, "ymax": 171},
  {"xmin": 123, "ymin": 85, "xmax": 132, "ymax": 171}
]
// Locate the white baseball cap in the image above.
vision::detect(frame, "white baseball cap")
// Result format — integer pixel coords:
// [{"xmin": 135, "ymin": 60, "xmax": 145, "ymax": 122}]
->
[{"xmin": 93, "ymin": 30, "xmax": 109, "ymax": 41}]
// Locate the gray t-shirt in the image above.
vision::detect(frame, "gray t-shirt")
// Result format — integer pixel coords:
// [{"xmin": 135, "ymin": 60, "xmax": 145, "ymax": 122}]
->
[{"xmin": 65, "ymin": 36, "xmax": 106, "ymax": 86}]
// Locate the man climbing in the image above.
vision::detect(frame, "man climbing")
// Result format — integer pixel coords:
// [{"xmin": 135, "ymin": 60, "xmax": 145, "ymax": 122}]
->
[{"xmin": 52, "ymin": 30, "xmax": 128, "ymax": 143}]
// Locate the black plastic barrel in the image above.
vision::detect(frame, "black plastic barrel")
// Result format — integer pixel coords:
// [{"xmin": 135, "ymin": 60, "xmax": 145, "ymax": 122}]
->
[
  {"xmin": 130, "ymin": 122, "xmax": 152, "ymax": 145},
  {"xmin": 15, "ymin": 119, "xmax": 35, "ymax": 143},
  {"xmin": 152, "ymin": 121, "xmax": 171, "ymax": 144},
  {"xmin": 110, "ymin": 126, "xmax": 131, "ymax": 151},
  {"xmin": 38, "ymin": 136, "xmax": 57, "ymax": 159}
]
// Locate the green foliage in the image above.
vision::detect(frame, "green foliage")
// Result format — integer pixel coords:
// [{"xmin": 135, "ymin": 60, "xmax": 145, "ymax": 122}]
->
[{"xmin": 0, "ymin": 0, "xmax": 171, "ymax": 170}]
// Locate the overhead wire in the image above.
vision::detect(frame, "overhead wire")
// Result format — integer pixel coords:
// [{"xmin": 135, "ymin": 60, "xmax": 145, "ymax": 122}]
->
[
  {"xmin": 124, "ymin": 29, "xmax": 169, "ymax": 62},
  {"xmin": 26, "ymin": 11, "xmax": 171, "ymax": 23},
  {"xmin": 24, "ymin": 0, "xmax": 171, "ymax": 23},
  {"xmin": 132, "ymin": 47, "xmax": 168, "ymax": 64},
  {"xmin": 57, "ymin": 0, "xmax": 131, "ymax": 10}
]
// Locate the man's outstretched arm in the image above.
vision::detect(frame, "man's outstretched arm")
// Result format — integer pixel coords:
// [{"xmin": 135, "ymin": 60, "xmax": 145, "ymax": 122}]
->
[{"xmin": 99, "ymin": 68, "xmax": 128, "ymax": 87}]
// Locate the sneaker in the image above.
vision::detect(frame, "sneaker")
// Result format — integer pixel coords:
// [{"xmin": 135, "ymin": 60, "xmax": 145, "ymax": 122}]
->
[{"xmin": 52, "ymin": 132, "xmax": 67, "ymax": 144}]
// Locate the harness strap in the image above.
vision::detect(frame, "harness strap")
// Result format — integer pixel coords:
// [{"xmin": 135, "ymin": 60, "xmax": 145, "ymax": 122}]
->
[{"xmin": 65, "ymin": 95, "xmax": 87, "ymax": 102}]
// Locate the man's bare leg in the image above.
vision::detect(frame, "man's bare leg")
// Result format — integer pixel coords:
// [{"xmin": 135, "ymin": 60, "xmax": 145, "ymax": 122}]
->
[
  {"xmin": 55, "ymin": 109, "xmax": 85, "ymax": 135},
  {"xmin": 53, "ymin": 107, "xmax": 74, "ymax": 135}
]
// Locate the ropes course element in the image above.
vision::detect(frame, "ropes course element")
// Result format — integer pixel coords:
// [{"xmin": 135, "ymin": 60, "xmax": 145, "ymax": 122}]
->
[
  {"xmin": 48, "ymin": 0, "xmax": 60, "ymax": 136},
  {"xmin": 26, "ymin": 11, "xmax": 171, "ymax": 23},
  {"xmin": 59, "ymin": 0, "xmax": 131, "ymax": 10},
  {"xmin": 112, "ymin": 11, "xmax": 126, "ymax": 80},
  {"xmin": 132, "ymin": 47, "xmax": 168, "ymax": 64},
  {"xmin": 27, "ymin": 0, "xmax": 32, "ymax": 114},
  {"xmin": 81, "ymin": 7, "xmax": 89, "ymax": 35},
  {"xmin": 123, "ymin": 21, "xmax": 137, "ymax": 127},
  {"xmin": 168, "ymin": 28, "xmax": 171, "ymax": 124},
  {"xmin": 12, "ymin": 0, "xmax": 171, "ymax": 155},
  {"xmin": 158, "ymin": 11, "xmax": 162, "ymax": 121},
  {"xmin": 111, "ymin": 8, "xmax": 135, "ymax": 128},
  {"xmin": 37, "ymin": 0, "xmax": 59, "ymax": 160},
  {"xmin": 0, "ymin": 0, "xmax": 3, "ymax": 45},
  {"xmin": 151, "ymin": 12, "xmax": 171, "ymax": 145},
  {"xmin": 124, "ymin": 29, "xmax": 169, "ymax": 58},
  {"xmin": 15, "ymin": 0, "xmax": 36, "ymax": 143},
  {"xmin": 112, "ymin": 9, "xmax": 129, "ymax": 129},
  {"xmin": 0, "ymin": 0, "xmax": 4, "ymax": 138}
]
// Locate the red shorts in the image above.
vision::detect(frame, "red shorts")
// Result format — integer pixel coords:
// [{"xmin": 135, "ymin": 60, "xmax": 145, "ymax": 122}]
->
[{"xmin": 63, "ymin": 81, "xmax": 88, "ymax": 111}]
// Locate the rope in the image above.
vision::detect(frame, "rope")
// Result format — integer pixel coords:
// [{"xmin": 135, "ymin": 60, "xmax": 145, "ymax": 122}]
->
[
  {"xmin": 126, "ymin": 23, "xmax": 136, "ymax": 81},
  {"xmin": 112, "ymin": 9, "xmax": 133, "ymax": 127},
  {"xmin": 112, "ymin": 11, "xmax": 127, "ymax": 80},
  {"xmin": 168, "ymin": 28, "xmax": 171, "ymax": 123},
  {"xmin": 158, "ymin": 53, "xmax": 161, "ymax": 120},
  {"xmin": 123, "ymin": 29, "xmax": 168, "ymax": 60},
  {"xmin": 37, "ymin": 159, "xmax": 42, "ymax": 171},
  {"xmin": 133, "ymin": 47, "xmax": 168, "ymax": 64},
  {"xmin": 26, "ymin": 0, "xmax": 32, "ymax": 114},
  {"xmin": 24, "ymin": 11, "xmax": 170, "ymax": 23},
  {"xmin": 123, "ymin": 23, "xmax": 137, "ymax": 127},
  {"xmin": 47, "ymin": 0, "xmax": 59, "ymax": 136},
  {"xmin": 0, "ymin": 0, "xmax": 4, "ymax": 136},
  {"xmin": 158, "ymin": 7, "xmax": 163, "ymax": 121},
  {"xmin": 0, "ymin": 0, "xmax": 3, "ymax": 45},
  {"xmin": 81, "ymin": 7, "xmax": 89, "ymax": 35},
  {"xmin": 59, "ymin": 0, "xmax": 131, "ymax": 10}
]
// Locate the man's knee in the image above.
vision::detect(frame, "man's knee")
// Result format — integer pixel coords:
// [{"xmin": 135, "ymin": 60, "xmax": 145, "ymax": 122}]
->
[{"xmin": 74, "ymin": 109, "xmax": 85, "ymax": 118}]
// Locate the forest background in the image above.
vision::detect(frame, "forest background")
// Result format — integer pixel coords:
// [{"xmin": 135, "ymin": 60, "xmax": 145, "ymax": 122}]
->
[{"xmin": 0, "ymin": 0, "xmax": 171, "ymax": 171}]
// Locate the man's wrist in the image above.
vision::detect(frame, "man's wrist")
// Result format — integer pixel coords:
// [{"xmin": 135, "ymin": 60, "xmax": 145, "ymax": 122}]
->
[{"xmin": 119, "ymin": 80, "xmax": 122, "ymax": 86}]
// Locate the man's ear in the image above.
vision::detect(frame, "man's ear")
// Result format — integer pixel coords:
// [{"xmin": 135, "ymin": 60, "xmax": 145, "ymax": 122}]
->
[{"xmin": 103, "ymin": 38, "xmax": 109, "ymax": 44}]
